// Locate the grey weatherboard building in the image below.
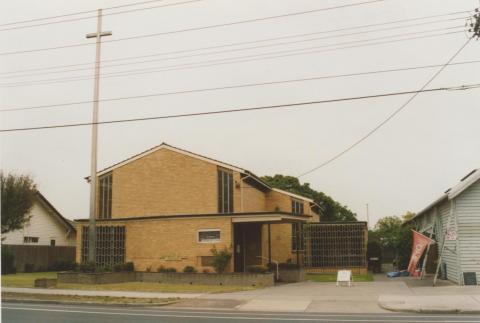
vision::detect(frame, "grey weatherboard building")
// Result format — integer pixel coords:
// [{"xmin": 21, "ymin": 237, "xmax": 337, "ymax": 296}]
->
[{"xmin": 406, "ymin": 169, "xmax": 480, "ymax": 285}]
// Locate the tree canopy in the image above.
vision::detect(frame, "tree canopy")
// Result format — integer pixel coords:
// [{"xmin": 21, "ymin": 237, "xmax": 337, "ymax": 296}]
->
[
  {"xmin": 261, "ymin": 174, "xmax": 357, "ymax": 222},
  {"xmin": 1, "ymin": 173, "xmax": 37, "ymax": 234},
  {"xmin": 370, "ymin": 212, "xmax": 415, "ymax": 269}
]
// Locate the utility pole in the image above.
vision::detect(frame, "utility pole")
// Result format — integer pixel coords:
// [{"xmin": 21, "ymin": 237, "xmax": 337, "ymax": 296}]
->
[{"xmin": 86, "ymin": 9, "xmax": 112, "ymax": 263}]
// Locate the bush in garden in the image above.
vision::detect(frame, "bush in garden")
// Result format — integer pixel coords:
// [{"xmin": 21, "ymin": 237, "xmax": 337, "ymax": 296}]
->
[
  {"xmin": 183, "ymin": 266, "xmax": 197, "ymax": 273},
  {"xmin": 210, "ymin": 246, "xmax": 232, "ymax": 273}
]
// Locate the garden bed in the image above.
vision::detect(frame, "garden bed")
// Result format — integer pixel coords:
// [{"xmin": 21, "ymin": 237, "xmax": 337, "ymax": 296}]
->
[{"xmin": 57, "ymin": 271, "xmax": 274, "ymax": 287}]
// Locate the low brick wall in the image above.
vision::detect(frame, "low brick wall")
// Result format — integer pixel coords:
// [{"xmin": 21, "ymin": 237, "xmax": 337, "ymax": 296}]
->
[
  {"xmin": 58, "ymin": 272, "xmax": 136, "ymax": 284},
  {"xmin": 138, "ymin": 272, "xmax": 274, "ymax": 287},
  {"xmin": 278, "ymin": 268, "xmax": 306, "ymax": 283},
  {"xmin": 58, "ymin": 271, "xmax": 274, "ymax": 286},
  {"xmin": 34, "ymin": 278, "xmax": 57, "ymax": 288}
]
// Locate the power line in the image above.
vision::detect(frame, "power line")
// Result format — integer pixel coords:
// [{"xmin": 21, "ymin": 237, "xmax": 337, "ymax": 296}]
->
[
  {"xmin": 2, "ymin": 60, "xmax": 479, "ymax": 113},
  {"xmin": 2, "ymin": 18, "xmax": 466, "ymax": 80},
  {"xmin": 0, "ymin": 12, "xmax": 468, "ymax": 76},
  {"xmin": 0, "ymin": 0, "xmax": 204, "ymax": 32},
  {"xmin": 0, "ymin": 0, "xmax": 386, "ymax": 56},
  {"xmin": 0, "ymin": 0, "xmax": 201, "ymax": 27},
  {"xmin": 296, "ymin": 37, "xmax": 473, "ymax": 177},
  {"xmin": 1, "ymin": 29, "xmax": 465, "ymax": 88},
  {"xmin": 1, "ymin": 83, "xmax": 478, "ymax": 133}
]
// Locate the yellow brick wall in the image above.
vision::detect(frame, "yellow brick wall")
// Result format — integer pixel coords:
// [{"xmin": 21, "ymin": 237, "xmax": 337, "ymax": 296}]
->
[
  {"xmin": 77, "ymin": 217, "xmax": 233, "ymax": 272},
  {"xmin": 266, "ymin": 190, "xmax": 315, "ymax": 216},
  {"xmin": 98, "ymin": 147, "xmax": 318, "ymax": 219},
  {"xmin": 239, "ymin": 181, "xmax": 267, "ymax": 212},
  {"xmin": 110, "ymin": 148, "xmax": 242, "ymax": 218}
]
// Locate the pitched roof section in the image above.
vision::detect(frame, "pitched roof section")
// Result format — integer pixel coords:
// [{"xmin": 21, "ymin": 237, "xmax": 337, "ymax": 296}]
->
[
  {"xmin": 406, "ymin": 168, "xmax": 479, "ymax": 223},
  {"xmin": 36, "ymin": 192, "xmax": 75, "ymax": 232},
  {"xmin": 271, "ymin": 188, "xmax": 314, "ymax": 203},
  {"xmin": 96, "ymin": 142, "xmax": 249, "ymax": 177},
  {"xmin": 92, "ymin": 142, "xmax": 319, "ymax": 203}
]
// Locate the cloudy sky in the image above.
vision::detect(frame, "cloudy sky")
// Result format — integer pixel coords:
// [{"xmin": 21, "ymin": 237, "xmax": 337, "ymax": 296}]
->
[{"xmin": 1, "ymin": 0, "xmax": 479, "ymax": 226}]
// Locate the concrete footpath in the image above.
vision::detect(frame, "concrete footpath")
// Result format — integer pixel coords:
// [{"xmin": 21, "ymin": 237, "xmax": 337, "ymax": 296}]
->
[{"xmin": 3, "ymin": 278, "xmax": 480, "ymax": 314}]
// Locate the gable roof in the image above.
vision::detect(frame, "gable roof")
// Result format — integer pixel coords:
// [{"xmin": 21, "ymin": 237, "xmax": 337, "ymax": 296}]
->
[
  {"xmin": 36, "ymin": 192, "xmax": 75, "ymax": 232},
  {"xmin": 406, "ymin": 168, "xmax": 479, "ymax": 224},
  {"xmin": 91, "ymin": 142, "xmax": 319, "ymax": 204}
]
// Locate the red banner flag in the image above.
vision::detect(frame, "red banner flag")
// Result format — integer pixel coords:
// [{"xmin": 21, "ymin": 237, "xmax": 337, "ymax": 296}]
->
[{"xmin": 407, "ymin": 230, "xmax": 434, "ymax": 276}]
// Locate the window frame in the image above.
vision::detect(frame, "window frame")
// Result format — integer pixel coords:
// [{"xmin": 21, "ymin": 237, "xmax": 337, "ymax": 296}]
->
[
  {"xmin": 291, "ymin": 223, "xmax": 305, "ymax": 252},
  {"xmin": 99, "ymin": 173, "xmax": 113, "ymax": 219},
  {"xmin": 217, "ymin": 168, "xmax": 234, "ymax": 214},
  {"xmin": 23, "ymin": 236, "xmax": 39, "ymax": 244},
  {"xmin": 291, "ymin": 199, "xmax": 304, "ymax": 215},
  {"xmin": 197, "ymin": 229, "xmax": 221, "ymax": 243}
]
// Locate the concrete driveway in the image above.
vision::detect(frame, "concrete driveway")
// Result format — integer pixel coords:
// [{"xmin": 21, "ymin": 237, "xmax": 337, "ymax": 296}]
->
[{"xmin": 171, "ymin": 275, "xmax": 480, "ymax": 313}]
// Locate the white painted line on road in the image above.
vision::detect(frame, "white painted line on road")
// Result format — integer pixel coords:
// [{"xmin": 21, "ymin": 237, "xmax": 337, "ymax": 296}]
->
[
  {"xmin": 4, "ymin": 302, "xmax": 480, "ymax": 319},
  {"xmin": 3, "ymin": 306, "xmax": 480, "ymax": 322}
]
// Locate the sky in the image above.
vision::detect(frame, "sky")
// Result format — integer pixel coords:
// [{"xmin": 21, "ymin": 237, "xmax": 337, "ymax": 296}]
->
[{"xmin": 1, "ymin": 0, "xmax": 479, "ymax": 226}]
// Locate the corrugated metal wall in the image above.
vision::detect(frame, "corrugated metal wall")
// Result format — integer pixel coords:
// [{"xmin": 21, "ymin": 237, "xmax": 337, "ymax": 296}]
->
[
  {"xmin": 456, "ymin": 180, "xmax": 480, "ymax": 284},
  {"xmin": 437, "ymin": 199, "xmax": 461, "ymax": 284}
]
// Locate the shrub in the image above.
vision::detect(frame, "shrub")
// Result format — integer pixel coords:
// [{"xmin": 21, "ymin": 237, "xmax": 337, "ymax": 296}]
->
[
  {"xmin": 53, "ymin": 260, "xmax": 76, "ymax": 271},
  {"xmin": 183, "ymin": 266, "xmax": 197, "ymax": 273},
  {"xmin": 210, "ymin": 247, "xmax": 232, "ymax": 273},
  {"xmin": 113, "ymin": 264, "xmax": 123, "ymax": 272},
  {"xmin": 247, "ymin": 265, "xmax": 269, "ymax": 274},
  {"xmin": 1, "ymin": 247, "xmax": 16, "ymax": 274},
  {"xmin": 79, "ymin": 261, "xmax": 96, "ymax": 273},
  {"xmin": 157, "ymin": 266, "xmax": 177, "ymax": 273},
  {"xmin": 146, "ymin": 266, "xmax": 152, "ymax": 273},
  {"xmin": 103, "ymin": 265, "xmax": 113, "ymax": 272},
  {"xmin": 24, "ymin": 263, "xmax": 35, "ymax": 273},
  {"xmin": 123, "ymin": 262, "xmax": 134, "ymax": 272}
]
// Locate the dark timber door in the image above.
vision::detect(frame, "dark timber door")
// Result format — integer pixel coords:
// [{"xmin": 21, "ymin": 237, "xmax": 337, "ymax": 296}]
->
[
  {"xmin": 234, "ymin": 224, "xmax": 246, "ymax": 272},
  {"xmin": 234, "ymin": 223, "xmax": 262, "ymax": 272}
]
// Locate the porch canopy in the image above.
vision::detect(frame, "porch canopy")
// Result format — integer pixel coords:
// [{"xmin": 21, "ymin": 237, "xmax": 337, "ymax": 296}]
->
[
  {"xmin": 231, "ymin": 212, "xmax": 309, "ymax": 273},
  {"xmin": 231, "ymin": 212, "xmax": 310, "ymax": 224}
]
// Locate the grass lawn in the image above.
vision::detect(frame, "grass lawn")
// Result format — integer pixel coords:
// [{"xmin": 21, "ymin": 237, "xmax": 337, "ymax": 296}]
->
[
  {"xmin": 2, "ymin": 272, "xmax": 57, "ymax": 288},
  {"xmin": 58, "ymin": 282, "xmax": 256, "ymax": 293},
  {"xmin": 2, "ymin": 272, "xmax": 256, "ymax": 293},
  {"xmin": 307, "ymin": 273, "xmax": 374, "ymax": 282},
  {"xmin": 2, "ymin": 292, "xmax": 177, "ymax": 305}
]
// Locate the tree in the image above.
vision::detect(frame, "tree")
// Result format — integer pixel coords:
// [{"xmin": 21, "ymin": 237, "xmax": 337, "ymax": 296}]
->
[
  {"xmin": 1, "ymin": 173, "xmax": 37, "ymax": 234},
  {"xmin": 261, "ymin": 174, "xmax": 357, "ymax": 222},
  {"xmin": 373, "ymin": 213, "xmax": 414, "ymax": 269}
]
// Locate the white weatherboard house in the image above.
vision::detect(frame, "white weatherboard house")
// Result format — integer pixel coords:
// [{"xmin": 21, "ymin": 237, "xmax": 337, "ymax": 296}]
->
[
  {"xmin": 406, "ymin": 169, "xmax": 480, "ymax": 285},
  {"xmin": 2, "ymin": 192, "xmax": 76, "ymax": 247}
]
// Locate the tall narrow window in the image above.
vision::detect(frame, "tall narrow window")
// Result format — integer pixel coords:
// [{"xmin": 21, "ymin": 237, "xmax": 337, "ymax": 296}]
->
[
  {"xmin": 291, "ymin": 199, "xmax": 304, "ymax": 215},
  {"xmin": 218, "ymin": 168, "xmax": 233, "ymax": 213},
  {"xmin": 292, "ymin": 223, "xmax": 304, "ymax": 251},
  {"xmin": 99, "ymin": 173, "xmax": 112, "ymax": 219}
]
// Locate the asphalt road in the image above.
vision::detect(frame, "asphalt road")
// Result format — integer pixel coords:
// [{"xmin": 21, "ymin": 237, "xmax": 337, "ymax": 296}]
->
[{"xmin": 2, "ymin": 302, "xmax": 480, "ymax": 323}]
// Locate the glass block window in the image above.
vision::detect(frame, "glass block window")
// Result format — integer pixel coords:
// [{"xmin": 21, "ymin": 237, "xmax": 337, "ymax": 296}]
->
[
  {"xmin": 218, "ymin": 168, "xmax": 233, "ymax": 213},
  {"xmin": 99, "ymin": 173, "xmax": 112, "ymax": 219},
  {"xmin": 198, "ymin": 229, "xmax": 221, "ymax": 243},
  {"xmin": 81, "ymin": 226, "xmax": 125, "ymax": 267}
]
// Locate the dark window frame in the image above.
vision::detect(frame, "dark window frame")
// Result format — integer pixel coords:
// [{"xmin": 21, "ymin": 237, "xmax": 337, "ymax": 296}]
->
[
  {"xmin": 218, "ymin": 168, "xmax": 234, "ymax": 213},
  {"xmin": 99, "ymin": 173, "xmax": 113, "ymax": 219},
  {"xmin": 23, "ymin": 236, "xmax": 39, "ymax": 243},
  {"xmin": 291, "ymin": 199, "xmax": 304, "ymax": 215},
  {"xmin": 292, "ymin": 223, "xmax": 305, "ymax": 251}
]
